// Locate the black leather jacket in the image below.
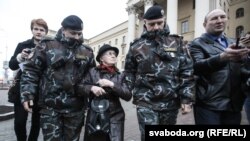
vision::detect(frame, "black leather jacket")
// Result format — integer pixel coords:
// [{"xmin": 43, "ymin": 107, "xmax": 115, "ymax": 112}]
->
[{"xmin": 189, "ymin": 33, "xmax": 245, "ymax": 112}]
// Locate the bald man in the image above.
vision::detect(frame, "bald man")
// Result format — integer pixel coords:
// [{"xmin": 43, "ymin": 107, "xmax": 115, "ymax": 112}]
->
[{"xmin": 188, "ymin": 9, "xmax": 250, "ymax": 124}]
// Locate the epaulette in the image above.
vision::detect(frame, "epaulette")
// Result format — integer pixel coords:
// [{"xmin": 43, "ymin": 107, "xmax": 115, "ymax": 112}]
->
[
  {"xmin": 130, "ymin": 38, "xmax": 140, "ymax": 46},
  {"xmin": 169, "ymin": 34, "xmax": 183, "ymax": 39}
]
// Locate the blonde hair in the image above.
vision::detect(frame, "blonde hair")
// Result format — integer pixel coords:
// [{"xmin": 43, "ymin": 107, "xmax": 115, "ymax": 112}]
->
[{"xmin": 30, "ymin": 18, "xmax": 48, "ymax": 34}]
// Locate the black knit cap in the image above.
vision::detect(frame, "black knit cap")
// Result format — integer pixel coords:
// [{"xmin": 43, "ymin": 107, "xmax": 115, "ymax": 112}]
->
[
  {"xmin": 143, "ymin": 5, "xmax": 164, "ymax": 20},
  {"xmin": 61, "ymin": 15, "xmax": 83, "ymax": 30},
  {"xmin": 96, "ymin": 44, "xmax": 119, "ymax": 62}
]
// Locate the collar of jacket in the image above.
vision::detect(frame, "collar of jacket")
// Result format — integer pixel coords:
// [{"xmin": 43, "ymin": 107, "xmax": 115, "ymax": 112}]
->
[
  {"xmin": 200, "ymin": 33, "xmax": 225, "ymax": 51},
  {"xmin": 201, "ymin": 33, "xmax": 234, "ymax": 45},
  {"xmin": 201, "ymin": 33, "xmax": 216, "ymax": 44}
]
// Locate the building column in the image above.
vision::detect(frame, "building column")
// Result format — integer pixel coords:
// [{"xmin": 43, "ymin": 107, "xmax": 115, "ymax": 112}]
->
[
  {"xmin": 144, "ymin": 0, "xmax": 153, "ymax": 12},
  {"xmin": 194, "ymin": 0, "xmax": 210, "ymax": 37},
  {"xmin": 167, "ymin": 0, "xmax": 178, "ymax": 34},
  {"xmin": 126, "ymin": 5, "xmax": 136, "ymax": 53},
  {"xmin": 209, "ymin": 0, "xmax": 217, "ymax": 10}
]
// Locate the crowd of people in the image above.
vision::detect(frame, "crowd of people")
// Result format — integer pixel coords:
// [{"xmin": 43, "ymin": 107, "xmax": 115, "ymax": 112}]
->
[{"xmin": 8, "ymin": 4, "xmax": 250, "ymax": 141}]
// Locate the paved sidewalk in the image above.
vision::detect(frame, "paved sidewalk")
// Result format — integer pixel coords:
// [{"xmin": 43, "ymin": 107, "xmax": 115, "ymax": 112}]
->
[
  {"xmin": 0, "ymin": 89, "xmax": 248, "ymax": 141},
  {"xmin": 0, "ymin": 90, "xmax": 141, "ymax": 141},
  {"xmin": 0, "ymin": 90, "xmax": 14, "ymax": 122},
  {"xmin": 0, "ymin": 105, "xmax": 14, "ymax": 121}
]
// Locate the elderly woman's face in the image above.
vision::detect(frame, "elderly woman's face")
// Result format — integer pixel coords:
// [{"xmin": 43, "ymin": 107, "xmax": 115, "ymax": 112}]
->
[{"xmin": 100, "ymin": 50, "xmax": 117, "ymax": 66}]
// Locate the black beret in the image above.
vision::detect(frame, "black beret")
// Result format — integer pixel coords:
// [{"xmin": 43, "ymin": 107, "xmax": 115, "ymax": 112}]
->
[
  {"xmin": 61, "ymin": 15, "xmax": 83, "ymax": 30},
  {"xmin": 143, "ymin": 5, "xmax": 164, "ymax": 20},
  {"xmin": 96, "ymin": 44, "xmax": 119, "ymax": 62}
]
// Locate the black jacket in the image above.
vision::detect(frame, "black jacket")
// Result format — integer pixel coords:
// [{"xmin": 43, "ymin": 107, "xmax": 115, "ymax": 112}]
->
[
  {"xmin": 80, "ymin": 67, "xmax": 132, "ymax": 141},
  {"xmin": 189, "ymin": 33, "xmax": 245, "ymax": 112},
  {"xmin": 9, "ymin": 38, "xmax": 36, "ymax": 103},
  {"xmin": 9, "ymin": 38, "xmax": 35, "ymax": 70}
]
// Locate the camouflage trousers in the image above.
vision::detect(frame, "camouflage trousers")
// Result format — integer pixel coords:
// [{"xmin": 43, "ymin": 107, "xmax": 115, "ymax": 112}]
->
[
  {"xmin": 136, "ymin": 106, "xmax": 178, "ymax": 141},
  {"xmin": 40, "ymin": 110, "xmax": 85, "ymax": 141}
]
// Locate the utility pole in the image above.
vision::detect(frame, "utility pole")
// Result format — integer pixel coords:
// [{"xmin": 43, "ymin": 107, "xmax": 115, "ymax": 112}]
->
[
  {"xmin": 0, "ymin": 28, "xmax": 9, "ymax": 85},
  {"xmin": 3, "ymin": 45, "xmax": 9, "ymax": 85}
]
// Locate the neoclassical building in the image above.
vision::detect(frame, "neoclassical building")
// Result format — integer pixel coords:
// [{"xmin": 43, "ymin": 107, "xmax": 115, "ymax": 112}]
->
[
  {"xmin": 87, "ymin": 21, "xmax": 128, "ymax": 69},
  {"xmin": 88, "ymin": 0, "xmax": 250, "ymax": 70}
]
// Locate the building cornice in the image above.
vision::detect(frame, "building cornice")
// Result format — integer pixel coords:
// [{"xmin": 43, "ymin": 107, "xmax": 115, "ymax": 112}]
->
[
  {"xmin": 87, "ymin": 20, "xmax": 128, "ymax": 40},
  {"xmin": 228, "ymin": 0, "xmax": 248, "ymax": 6}
]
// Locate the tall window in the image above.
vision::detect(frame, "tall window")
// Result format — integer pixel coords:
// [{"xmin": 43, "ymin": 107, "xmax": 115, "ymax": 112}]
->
[
  {"xmin": 223, "ymin": 2, "xmax": 226, "ymax": 13},
  {"xmin": 181, "ymin": 21, "xmax": 189, "ymax": 34},
  {"xmin": 115, "ymin": 39, "xmax": 118, "ymax": 45},
  {"xmin": 236, "ymin": 26, "xmax": 244, "ymax": 38},
  {"xmin": 122, "ymin": 46, "xmax": 125, "ymax": 55},
  {"xmin": 122, "ymin": 36, "xmax": 126, "ymax": 44},
  {"xmin": 122, "ymin": 61, "xmax": 125, "ymax": 69},
  {"xmin": 109, "ymin": 41, "xmax": 111, "ymax": 45},
  {"xmin": 236, "ymin": 8, "xmax": 244, "ymax": 18},
  {"xmin": 192, "ymin": 0, "xmax": 195, "ymax": 9}
]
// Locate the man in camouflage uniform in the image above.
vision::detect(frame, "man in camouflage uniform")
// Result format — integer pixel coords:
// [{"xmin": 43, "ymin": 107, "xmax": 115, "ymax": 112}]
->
[
  {"xmin": 20, "ymin": 15, "xmax": 96, "ymax": 141},
  {"xmin": 124, "ymin": 5, "xmax": 195, "ymax": 141}
]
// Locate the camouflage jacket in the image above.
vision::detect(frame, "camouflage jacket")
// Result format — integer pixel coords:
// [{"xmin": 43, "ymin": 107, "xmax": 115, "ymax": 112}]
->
[
  {"xmin": 20, "ymin": 32, "xmax": 96, "ymax": 114},
  {"xmin": 124, "ymin": 30, "xmax": 195, "ymax": 111}
]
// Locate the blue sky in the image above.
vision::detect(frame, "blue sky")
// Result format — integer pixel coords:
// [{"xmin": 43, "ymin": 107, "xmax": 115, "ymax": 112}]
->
[{"xmin": 0, "ymin": 0, "xmax": 128, "ymax": 61}]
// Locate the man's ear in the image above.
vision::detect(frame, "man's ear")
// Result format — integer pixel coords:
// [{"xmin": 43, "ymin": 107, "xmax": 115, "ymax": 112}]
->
[
  {"xmin": 203, "ymin": 22, "xmax": 206, "ymax": 28},
  {"xmin": 143, "ymin": 19, "xmax": 147, "ymax": 30},
  {"xmin": 164, "ymin": 21, "xmax": 167, "ymax": 28}
]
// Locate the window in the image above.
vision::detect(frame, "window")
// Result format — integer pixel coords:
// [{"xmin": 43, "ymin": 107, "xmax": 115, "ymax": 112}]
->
[
  {"xmin": 93, "ymin": 47, "xmax": 95, "ymax": 52},
  {"xmin": 192, "ymin": 0, "xmax": 195, "ymax": 9},
  {"xmin": 181, "ymin": 21, "xmax": 189, "ymax": 34},
  {"xmin": 98, "ymin": 45, "xmax": 101, "ymax": 49},
  {"xmin": 109, "ymin": 41, "xmax": 111, "ymax": 45},
  {"xmin": 236, "ymin": 8, "xmax": 244, "ymax": 18},
  {"xmin": 236, "ymin": 26, "xmax": 244, "ymax": 38},
  {"xmin": 115, "ymin": 39, "xmax": 118, "ymax": 45},
  {"xmin": 122, "ymin": 61, "xmax": 125, "ymax": 69},
  {"xmin": 122, "ymin": 46, "xmax": 126, "ymax": 55},
  {"xmin": 223, "ymin": 2, "xmax": 226, "ymax": 13},
  {"xmin": 122, "ymin": 36, "xmax": 126, "ymax": 44}
]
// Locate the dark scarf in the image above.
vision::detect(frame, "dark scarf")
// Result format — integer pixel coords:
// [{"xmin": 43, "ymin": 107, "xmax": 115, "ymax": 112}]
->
[
  {"xmin": 97, "ymin": 64, "xmax": 118, "ymax": 74},
  {"xmin": 141, "ymin": 26, "xmax": 170, "ymax": 40}
]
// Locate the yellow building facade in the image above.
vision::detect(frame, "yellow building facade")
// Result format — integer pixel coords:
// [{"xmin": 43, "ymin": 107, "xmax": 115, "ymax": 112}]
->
[{"xmin": 87, "ymin": 0, "xmax": 250, "ymax": 70}]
